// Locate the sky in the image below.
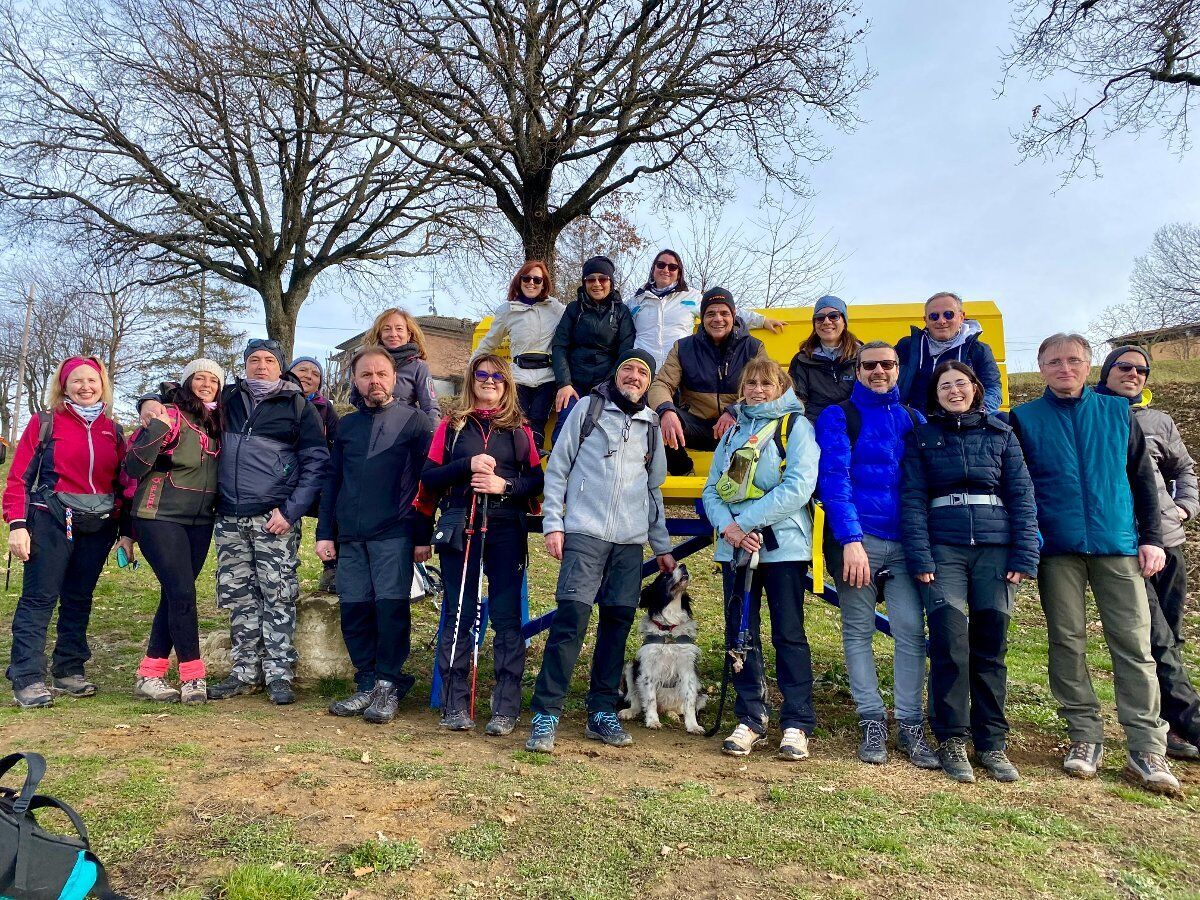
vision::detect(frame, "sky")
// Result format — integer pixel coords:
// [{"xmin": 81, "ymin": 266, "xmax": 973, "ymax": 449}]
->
[{"xmin": 281, "ymin": 0, "xmax": 1200, "ymax": 373}]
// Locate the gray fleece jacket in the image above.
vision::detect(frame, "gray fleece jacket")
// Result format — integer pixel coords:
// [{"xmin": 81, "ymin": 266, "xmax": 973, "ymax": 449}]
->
[{"xmin": 1133, "ymin": 393, "xmax": 1200, "ymax": 549}]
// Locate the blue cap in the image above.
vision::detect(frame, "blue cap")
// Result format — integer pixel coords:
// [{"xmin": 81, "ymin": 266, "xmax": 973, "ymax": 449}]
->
[{"xmin": 813, "ymin": 295, "xmax": 847, "ymax": 320}]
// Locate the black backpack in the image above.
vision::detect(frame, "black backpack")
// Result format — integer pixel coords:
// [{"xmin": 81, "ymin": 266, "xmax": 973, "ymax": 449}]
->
[{"xmin": 572, "ymin": 393, "xmax": 658, "ymax": 473}]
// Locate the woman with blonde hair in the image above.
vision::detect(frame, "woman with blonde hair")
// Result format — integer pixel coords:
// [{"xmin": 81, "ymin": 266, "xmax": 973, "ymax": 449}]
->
[
  {"xmin": 354, "ymin": 307, "xmax": 440, "ymax": 423},
  {"xmin": 417, "ymin": 353, "xmax": 543, "ymax": 735},
  {"xmin": 3, "ymin": 356, "xmax": 131, "ymax": 708}
]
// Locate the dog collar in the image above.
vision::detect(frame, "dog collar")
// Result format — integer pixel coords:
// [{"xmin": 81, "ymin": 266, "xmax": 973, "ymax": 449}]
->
[{"xmin": 642, "ymin": 633, "xmax": 695, "ymax": 645}]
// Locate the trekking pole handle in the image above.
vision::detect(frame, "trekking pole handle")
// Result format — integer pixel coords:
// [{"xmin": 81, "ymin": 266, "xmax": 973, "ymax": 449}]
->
[{"xmin": 748, "ymin": 530, "xmax": 761, "ymax": 571}]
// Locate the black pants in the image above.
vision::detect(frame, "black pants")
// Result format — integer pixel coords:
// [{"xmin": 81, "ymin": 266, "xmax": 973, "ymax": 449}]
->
[
  {"xmin": 516, "ymin": 382, "xmax": 556, "ymax": 451},
  {"xmin": 721, "ymin": 560, "xmax": 815, "ymax": 734},
  {"xmin": 531, "ymin": 534, "xmax": 642, "ymax": 717},
  {"xmin": 923, "ymin": 544, "xmax": 1012, "ymax": 750},
  {"xmin": 437, "ymin": 510, "xmax": 528, "ymax": 717},
  {"xmin": 1145, "ymin": 545, "xmax": 1200, "ymax": 743},
  {"xmin": 1152, "ymin": 543, "xmax": 1188, "ymax": 647},
  {"xmin": 337, "ymin": 535, "xmax": 416, "ymax": 697},
  {"xmin": 138, "ymin": 519, "xmax": 212, "ymax": 665},
  {"xmin": 8, "ymin": 508, "xmax": 116, "ymax": 690},
  {"xmin": 664, "ymin": 407, "xmax": 720, "ymax": 476}
]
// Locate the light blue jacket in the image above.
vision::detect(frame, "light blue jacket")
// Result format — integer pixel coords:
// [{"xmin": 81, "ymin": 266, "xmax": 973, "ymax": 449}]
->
[{"xmin": 702, "ymin": 390, "xmax": 820, "ymax": 564}]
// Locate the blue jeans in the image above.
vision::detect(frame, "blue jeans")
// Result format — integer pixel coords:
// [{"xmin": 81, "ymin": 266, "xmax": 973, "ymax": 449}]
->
[{"xmin": 830, "ymin": 533, "xmax": 927, "ymax": 723}]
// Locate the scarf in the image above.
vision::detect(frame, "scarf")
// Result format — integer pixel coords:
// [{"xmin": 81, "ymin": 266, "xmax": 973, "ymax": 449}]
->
[
  {"xmin": 597, "ymin": 378, "xmax": 645, "ymax": 417},
  {"xmin": 812, "ymin": 344, "xmax": 841, "ymax": 361},
  {"xmin": 388, "ymin": 342, "xmax": 421, "ymax": 368},
  {"xmin": 245, "ymin": 378, "xmax": 282, "ymax": 407},
  {"xmin": 644, "ymin": 280, "xmax": 678, "ymax": 299},
  {"xmin": 69, "ymin": 401, "xmax": 105, "ymax": 424},
  {"xmin": 203, "ymin": 401, "xmax": 218, "ymax": 411}
]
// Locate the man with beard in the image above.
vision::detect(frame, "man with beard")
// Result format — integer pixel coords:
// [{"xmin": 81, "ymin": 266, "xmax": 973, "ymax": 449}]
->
[
  {"xmin": 526, "ymin": 348, "xmax": 676, "ymax": 753},
  {"xmin": 316, "ymin": 347, "xmax": 434, "ymax": 724}
]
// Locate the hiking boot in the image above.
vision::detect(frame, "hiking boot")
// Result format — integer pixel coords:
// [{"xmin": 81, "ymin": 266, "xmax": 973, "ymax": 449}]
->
[
  {"xmin": 525, "ymin": 713, "xmax": 559, "ymax": 753},
  {"xmin": 1063, "ymin": 741, "xmax": 1103, "ymax": 778},
  {"xmin": 266, "ymin": 679, "xmax": 295, "ymax": 706},
  {"xmin": 13, "ymin": 682, "xmax": 53, "ymax": 709},
  {"xmin": 363, "ymin": 680, "xmax": 399, "ymax": 724},
  {"xmin": 1166, "ymin": 731, "xmax": 1200, "ymax": 761},
  {"xmin": 485, "ymin": 714, "xmax": 518, "ymax": 737},
  {"xmin": 318, "ymin": 564, "xmax": 337, "ymax": 594},
  {"xmin": 207, "ymin": 675, "xmax": 261, "ymax": 700},
  {"xmin": 585, "ymin": 711, "xmax": 633, "ymax": 747},
  {"xmin": 722, "ymin": 723, "xmax": 766, "ymax": 757},
  {"xmin": 1124, "ymin": 751, "xmax": 1182, "ymax": 796},
  {"xmin": 778, "ymin": 727, "xmax": 810, "ymax": 761},
  {"xmin": 937, "ymin": 738, "xmax": 975, "ymax": 783},
  {"xmin": 978, "ymin": 749, "xmax": 1020, "ymax": 783},
  {"xmin": 52, "ymin": 674, "xmax": 97, "ymax": 697},
  {"xmin": 858, "ymin": 719, "xmax": 888, "ymax": 764},
  {"xmin": 897, "ymin": 721, "xmax": 940, "ymax": 770},
  {"xmin": 134, "ymin": 676, "xmax": 180, "ymax": 703},
  {"xmin": 179, "ymin": 679, "xmax": 208, "ymax": 705},
  {"xmin": 329, "ymin": 689, "xmax": 374, "ymax": 717},
  {"xmin": 439, "ymin": 709, "xmax": 474, "ymax": 731}
]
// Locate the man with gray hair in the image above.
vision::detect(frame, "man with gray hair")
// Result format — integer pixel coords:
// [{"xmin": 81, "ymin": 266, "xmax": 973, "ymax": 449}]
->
[
  {"xmin": 1010, "ymin": 332, "xmax": 1179, "ymax": 794},
  {"xmin": 896, "ymin": 291, "xmax": 1003, "ymax": 414}
]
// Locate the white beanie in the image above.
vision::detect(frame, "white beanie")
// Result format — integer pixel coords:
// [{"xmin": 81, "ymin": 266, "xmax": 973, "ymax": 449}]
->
[{"xmin": 181, "ymin": 358, "xmax": 225, "ymax": 386}]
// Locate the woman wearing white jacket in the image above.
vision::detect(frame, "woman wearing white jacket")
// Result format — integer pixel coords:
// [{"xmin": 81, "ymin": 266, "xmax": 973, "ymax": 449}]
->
[
  {"xmin": 476, "ymin": 260, "xmax": 566, "ymax": 447},
  {"xmin": 629, "ymin": 249, "xmax": 784, "ymax": 369}
]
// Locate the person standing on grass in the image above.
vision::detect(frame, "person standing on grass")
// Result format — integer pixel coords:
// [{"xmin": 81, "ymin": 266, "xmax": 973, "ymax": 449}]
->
[
  {"xmin": 4, "ymin": 356, "xmax": 132, "ymax": 709},
  {"xmin": 788, "ymin": 295, "xmax": 862, "ymax": 424},
  {"xmin": 525, "ymin": 348, "xmax": 675, "ymax": 754},
  {"xmin": 901, "ymin": 361, "xmax": 1040, "ymax": 783},
  {"xmin": 475, "ymin": 260, "xmax": 565, "ymax": 449},
  {"xmin": 1010, "ymin": 332, "xmax": 1179, "ymax": 795},
  {"xmin": 317, "ymin": 347, "xmax": 434, "ymax": 724},
  {"xmin": 125, "ymin": 359, "xmax": 225, "ymax": 706},
  {"xmin": 417, "ymin": 353, "xmax": 544, "ymax": 736},
  {"xmin": 1096, "ymin": 346, "xmax": 1200, "ymax": 762},
  {"xmin": 815, "ymin": 340, "xmax": 939, "ymax": 770},
  {"xmin": 353, "ymin": 307, "xmax": 440, "ymax": 425},
  {"xmin": 701, "ymin": 358, "xmax": 820, "ymax": 761},
  {"xmin": 288, "ymin": 356, "xmax": 341, "ymax": 594}
]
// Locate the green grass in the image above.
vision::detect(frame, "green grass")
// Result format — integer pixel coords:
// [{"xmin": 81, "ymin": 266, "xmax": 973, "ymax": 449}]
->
[
  {"xmin": 217, "ymin": 864, "xmax": 323, "ymax": 900},
  {"xmin": 338, "ymin": 838, "xmax": 423, "ymax": 875}
]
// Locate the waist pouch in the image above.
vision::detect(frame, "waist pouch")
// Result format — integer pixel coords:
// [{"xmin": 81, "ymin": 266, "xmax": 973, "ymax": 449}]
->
[
  {"xmin": 514, "ymin": 353, "xmax": 552, "ymax": 370},
  {"xmin": 32, "ymin": 491, "xmax": 113, "ymax": 537},
  {"xmin": 431, "ymin": 505, "xmax": 469, "ymax": 552},
  {"xmin": 0, "ymin": 752, "xmax": 125, "ymax": 900},
  {"xmin": 714, "ymin": 419, "xmax": 782, "ymax": 503}
]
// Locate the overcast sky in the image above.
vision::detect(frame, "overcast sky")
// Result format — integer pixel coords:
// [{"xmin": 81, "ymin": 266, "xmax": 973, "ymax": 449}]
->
[{"xmin": 285, "ymin": 0, "xmax": 1200, "ymax": 372}]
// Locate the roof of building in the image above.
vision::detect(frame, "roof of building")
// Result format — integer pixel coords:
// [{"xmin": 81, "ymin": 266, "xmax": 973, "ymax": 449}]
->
[
  {"xmin": 1110, "ymin": 322, "xmax": 1200, "ymax": 345},
  {"xmin": 335, "ymin": 315, "xmax": 477, "ymax": 351}
]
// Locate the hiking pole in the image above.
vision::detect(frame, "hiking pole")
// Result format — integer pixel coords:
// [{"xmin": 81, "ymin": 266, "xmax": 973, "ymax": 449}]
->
[
  {"xmin": 4, "ymin": 550, "xmax": 11, "ymax": 592},
  {"xmin": 468, "ymin": 495, "xmax": 490, "ymax": 721},
  {"xmin": 705, "ymin": 534, "xmax": 761, "ymax": 738},
  {"xmin": 442, "ymin": 492, "xmax": 478, "ymax": 710}
]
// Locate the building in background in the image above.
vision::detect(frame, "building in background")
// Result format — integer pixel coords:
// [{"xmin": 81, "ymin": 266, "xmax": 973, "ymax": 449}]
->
[{"xmin": 1110, "ymin": 324, "xmax": 1200, "ymax": 362}]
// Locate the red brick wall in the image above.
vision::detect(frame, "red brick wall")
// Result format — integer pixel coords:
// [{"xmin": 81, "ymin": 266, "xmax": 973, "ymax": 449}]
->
[{"xmin": 424, "ymin": 330, "xmax": 472, "ymax": 380}]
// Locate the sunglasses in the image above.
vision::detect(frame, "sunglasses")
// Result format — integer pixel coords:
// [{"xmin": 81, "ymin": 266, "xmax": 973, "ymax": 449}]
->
[
  {"xmin": 247, "ymin": 338, "xmax": 282, "ymax": 351},
  {"xmin": 1113, "ymin": 362, "xmax": 1151, "ymax": 376},
  {"xmin": 584, "ymin": 275, "xmax": 611, "ymax": 285},
  {"xmin": 654, "ymin": 260, "xmax": 680, "ymax": 273},
  {"xmin": 859, "ymin": 359, "xmax": 897, "ymax": 371},
  {"xmin": 520, "ymin": 274, "xmax": 544, "ymax": 285},
  {"xmin": 474, "ymin": 370, "xmax": 506, "ymax": 384},
  {"xmin": 927, "ymin": 310, "xmax": 958, "ymax": 322},
  {"xmin": 813, "ymin": 312, "xmax": 843, "ymax": 324}
]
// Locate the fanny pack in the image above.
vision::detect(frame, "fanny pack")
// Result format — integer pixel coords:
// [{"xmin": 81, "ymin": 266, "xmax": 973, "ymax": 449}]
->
[
  {"xmin": 714, "ymin": 415, "xmax": 794, "ymax": 503},
  {"xmin": 513, "ymin": 353, "xmax": 552, "ymax": 370},
  {"xmin": 33, "ymin": 492, "xmax": 114, "ymax": 538}
]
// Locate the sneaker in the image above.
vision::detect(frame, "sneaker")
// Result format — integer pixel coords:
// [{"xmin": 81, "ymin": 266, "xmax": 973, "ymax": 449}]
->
[
  {"xmin": 897, "ymin": 721, "xmax": 941, "ymax": 770},
  {"xmin": 525, "ymin": 713, "xmax": 559, "ymax": 753},
  {"xmin": 485, "ymin": 714, "xmax": 518, "ymax": 736},
  {"xmin": 858, "ymin": 719, "xmax": 888, "ymax": 765},
  {"xmin": 1063, "ymin": 741, "xmax": 1103, "ymax": 778},
  {"xmin": 13, "ymin": 682, "xmax": 53, "ymax": 709},
  {"xmin": 1124, "ymin": 751, "xmax": 1182, "ymax": 796},
  {"xmin": 266, "ymin": 679, "xmax": 295, "ymax": 706},
  {"xmin": 318, "ymin": 564, "xmax": 337, "ymax": 594},
  {"xmin": 1166, "ymin": 731, "xmax": 1200, "ymax": 761},
  {"xmin": 134, "ymin": 676, "xmax": 180, "ymax": 703},
  {"xmin": 978, "ymin": 749, "xmax": 1020, "ymax": 783},
  {"xmin": 329, "ymin": 689, "xmax": 374, "ymax": 717},
  {"xmin": 937, "ymin": 738, "xmax": 975, "ymax": 783},
  {"xmin": 778, "ymin": 727, "xmax": 810, "ymax": 761},
  {"xmin": 363, "ymin": 679, "xmax": 399, "ymax": 724},
  {"xmin": 439, "ymin": 709, "xmax": 475, "ymax": 731},
  {"xmin": 722, "ymin": 723, "xmax": 765, "ymax": 757},
  {"xmin": 207, "ymin": 675, "xmax": 261, "ymax": 700},
  {"xmin": 52, "ymin": 674, "xmax": 97, "ymax": 697},
  {"xmin": 585, "ymin": 711, "xmax": 633, "ymax": 748},
  {"xmin": 180, "ymin": 679, "xmax": 208, "ymax": 705}
]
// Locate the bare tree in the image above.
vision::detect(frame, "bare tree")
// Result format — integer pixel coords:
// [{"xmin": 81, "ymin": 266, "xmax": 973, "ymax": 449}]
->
[
  {"xmin": 318, "ymin": 0, "xmax": 869, "ymax": 278},
  {"xmin": 1004, "ymin": 0, "xmax": 1200, "ymax": 178},
  {"xmin": 0, "ymin": 0, "xmax": 479, "ymax": 358}
]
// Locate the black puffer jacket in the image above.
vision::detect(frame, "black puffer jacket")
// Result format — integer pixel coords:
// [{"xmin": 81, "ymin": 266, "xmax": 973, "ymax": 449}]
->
[
  {"xmin": 900, "ymin": 410, "xmax": 1040, "ymax": 577},
  {"xmin": 788, "ymin": 345, "xmax": 860, "ymax": 423},
  {"xmin": 551, "ymin": 289, "xmax": 636, "ymax": 395}
]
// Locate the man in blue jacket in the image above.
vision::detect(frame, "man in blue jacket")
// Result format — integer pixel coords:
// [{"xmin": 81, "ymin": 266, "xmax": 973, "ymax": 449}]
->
[
  {"xmin": 815, "ymin": 340, "xmax": 938, "ymax": 770},
  {"xmin": 896, "ymin": 292, "xmax": 1003, "ymax": 414},
  {"xmin": 1011, "ymin": 332, "xmax": 1178, "ymax": 795}
]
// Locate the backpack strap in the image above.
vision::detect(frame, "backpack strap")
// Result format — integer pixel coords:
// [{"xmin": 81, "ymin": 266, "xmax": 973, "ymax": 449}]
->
[
  {"xmin": 837, "ymin": 400, "xmax": 861, "ymax": 448},
  {"xmin": 644, "ymin": 415, "xmax": 658, "ymax": 473},
  {"xmin": 902, "ymin": 405, "xmax": 920, "ymax": 430},
  {"xmin": 772, "ymin": 412, "xmax": 795, "ymax": 463},
  {"xmin": 0, "ymin": 751, "xmax": 46, "ymax": 815}
]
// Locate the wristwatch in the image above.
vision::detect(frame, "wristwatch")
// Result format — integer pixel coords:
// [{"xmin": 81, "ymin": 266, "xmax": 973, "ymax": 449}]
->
[{"xmin": 503, "ymin": 479, "xmax": 515, "ymax": 496}]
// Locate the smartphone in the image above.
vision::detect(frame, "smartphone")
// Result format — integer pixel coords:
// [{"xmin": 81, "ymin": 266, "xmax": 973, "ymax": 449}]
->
[{"xmin": 116, "ymin": 546, "xmax": 138, "ymax": 570}]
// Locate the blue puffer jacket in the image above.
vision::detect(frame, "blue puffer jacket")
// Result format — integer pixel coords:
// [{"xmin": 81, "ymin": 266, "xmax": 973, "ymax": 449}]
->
[
  {"xmin": 900, "ymin": 410, "xmax": 1040, "ymax": 577},
  {"xmin": 895, "ymin": 321, "xmax": 1003, "ymax": 415},
  {"xmin": 816, "ymin": 381, "xmax": 925, "ymax": 545},
  {"xmin": 701, "ymin": 390, "xmax": 819, "ymax": 564}
]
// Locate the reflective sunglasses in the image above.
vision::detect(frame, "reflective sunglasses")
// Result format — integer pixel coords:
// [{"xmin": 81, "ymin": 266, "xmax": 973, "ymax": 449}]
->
[
  {"xmin": 246, "ymin": 338, "xmax": 283, "ymax": 352},
  {"xmin": 474, "ymin": 370, "xmax": 507, "ymax": 384},
  {"xmin": 859, "ymin": 359, "xmax": 897, "ymax": 371},
  {"xmin": 584, "ymin": 275, "xmax": 611, "ymax": 285},
  {"xmin": 927, "ymin": 310, "xmax": 958, "ymax": 322},
  {"xmin": 813, "ymin": 312, "xmax": 843, "ymax": 324},
  {"xmin": 520, "ymin": 274, "xmax": 544, "ymax": 285},
  {"xmin": 1113, "ymin": 362, "xmax": 1151, "ymax": 376},
  {"xmin": 654, "ymin": 260, "xmax": 680, "ymax": 273}
]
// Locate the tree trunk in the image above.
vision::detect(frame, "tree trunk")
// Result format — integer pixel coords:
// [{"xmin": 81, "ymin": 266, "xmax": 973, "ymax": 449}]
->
[
  {"xmin": 258, "ymin": 279, "xmax": 306, "ymax": 362},
  {"xmin": 522, "ymin": 218, "xmax": 563, "ymax": 288}
]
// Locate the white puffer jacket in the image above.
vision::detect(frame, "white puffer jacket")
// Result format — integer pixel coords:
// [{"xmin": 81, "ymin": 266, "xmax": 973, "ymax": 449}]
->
[
  {"xmin": 476, "ymin": 297, "xmax": 567, "ymax": 387},
  {"xmin": 628, "ymin": 285, "xmax": 767, "ymax": 370}
]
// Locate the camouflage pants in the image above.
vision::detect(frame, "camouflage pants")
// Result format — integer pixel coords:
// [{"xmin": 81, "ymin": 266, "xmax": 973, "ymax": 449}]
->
[{"xmin": 215, "ymin": 514, "xmax": 301, "ymax": 684}]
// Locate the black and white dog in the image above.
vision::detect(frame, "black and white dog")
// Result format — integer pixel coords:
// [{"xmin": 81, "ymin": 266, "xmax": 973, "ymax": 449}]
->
[{"xmin": 618, "ymin": 563, "xmax": 706, "ymax": 734}]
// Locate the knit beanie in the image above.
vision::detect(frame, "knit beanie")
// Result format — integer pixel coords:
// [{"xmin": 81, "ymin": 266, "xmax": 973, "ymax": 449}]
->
[
  {"xmin": 244, "ymin": 338, "xmax": 287, "ymax": 372},
  {"xmin": 813, "ymin": 295, "xmax": 848, "ymax": 320},
  {"xmin": 700, "ymin": 286, "xmax": 735, "ymax": 317},
  {"xmin": 1098, "ymin": 345, "xmax": 1150, "ymax": 385},
  {"xmin": 616, "ymin": 347, "xmax": 657, "ymax": 380},
  {"xmin": 181, "ymin": 358, "xmax": 225, "ymax": 386},
  {"xmin": 581, "ymin": 255, "xmax": 616, "ymax": 280},
  {"xmin": 288, "ymin": 356, "xmax": 324, "ymax": 378}
]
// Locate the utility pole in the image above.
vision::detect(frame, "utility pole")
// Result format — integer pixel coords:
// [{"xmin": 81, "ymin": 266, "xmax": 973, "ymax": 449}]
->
[
  {"xmin": 10, "ymin": 283, "xmax": 35, "ymax": 446},
  {"xmin": 197, "ymin": 270, "xmax": 207, "ymax": 357}
]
